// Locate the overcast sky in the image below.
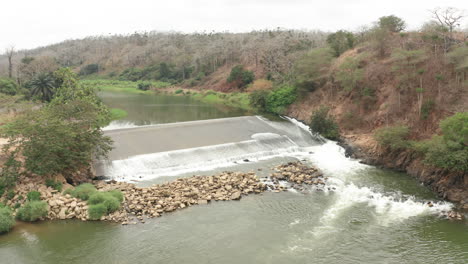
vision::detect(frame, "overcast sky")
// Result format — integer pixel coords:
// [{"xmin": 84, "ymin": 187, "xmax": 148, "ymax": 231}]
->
[{"xmin": 1, "ymin": 0, "xmax": 467, "ymax": 51}]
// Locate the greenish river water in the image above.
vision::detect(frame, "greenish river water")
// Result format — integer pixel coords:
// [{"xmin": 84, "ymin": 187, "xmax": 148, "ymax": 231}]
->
[{"xmin": 1, "ymin": 91, "xmax": 466, "ymax": 264}]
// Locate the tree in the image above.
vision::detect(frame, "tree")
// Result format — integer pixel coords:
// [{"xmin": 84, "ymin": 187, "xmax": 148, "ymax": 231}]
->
[
  {"xmin": 431, "ymin": 7, "xmax": 466, "ymax": 33},
  {"xmin": 29, "ymin": 73, "xmax": 55, "ymax": 102},
  {"xmin": 310, "ymin": 107, "xmax": 340, "ymax": 140},
  {"xmin": 5, "ymin": 46, "xmax": 15, "ymax": 79},
  {"xmin": 294, "ymin": 48, "xmax": 334, "ymax": 93},
  {"xmin": 378, "ymin": 15, "xmax": 406, "ymax": 32},
  {"xmin": 326, "ymin": 30, "xmax": 355, "ymax": 57}
]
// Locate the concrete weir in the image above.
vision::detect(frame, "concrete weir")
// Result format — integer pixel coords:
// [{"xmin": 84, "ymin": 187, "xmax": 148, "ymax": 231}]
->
[{"xmin": 95, "ymin": 116, "xmax": 320, "ymax": 180}]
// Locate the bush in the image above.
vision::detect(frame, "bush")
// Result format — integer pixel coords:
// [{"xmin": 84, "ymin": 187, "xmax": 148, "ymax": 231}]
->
[
  {"xmin": 0, "ymin": 78, "xmax": 18, "ymax": 95},
  {"xmin": 27, "ymin": 191, "xmax": 41, "ymax": 201},
  {"xmin": 265, "ymin": 85, "xmax": 297, "ymax": 114},
  {"xmin": 46, "ymin": 179, "xmax": 63, "ymax": 192},
  {"xmin": 88, "ymin": 204, "xmax": 107, "ymax": 220},
  {"xmin": 79, "ymin": 64, "xmax": 100, "ymax": 76},
  {"xmin": 310, "ymin": 107, "xmax": 340, "ymax": 140},
  {"xmin": 87, "ymin": 190, "xmax": 122, "ymax": 218},
  {"xmin": 374, "ymin": 125, "xmax": 409, "ymax": 150},
  {"xmin": 6, "ymin": 190, "xmax": 15, "ymax": 200},
  {"xmin": 16, "ymin": 201, "xmax": 48, "ymax": 222},
  {"xmin": 0, "ymin": 207, "xmax": 15, "ymax": 233},
  {"xmin": 378, "ymin": 15, "xmax": 406, "ymax": 32},
  {"xmin": 227, "ymin": 65, "xmax": 255, "ymax": 89},
  {"xmin": 108, "ymin": 190, "xmax": 124, "ymax": 202},
  {"xmin": 175, "ymin": 89, "xmax": 183, "ymax": 94},
  {"xmin": 66, "ymin": 183, "xmax": 97, "ymax": 201},
  {"xmin": 137, "ymin": 81, "xmax": 152, "ymax": 91},
  {"xmin": 249, "ymin": 90, "xmax": 270, "ymax": 112},
  {"xmin": 414, "ymin": 112, "xmax": 468, "ymax": 172}
]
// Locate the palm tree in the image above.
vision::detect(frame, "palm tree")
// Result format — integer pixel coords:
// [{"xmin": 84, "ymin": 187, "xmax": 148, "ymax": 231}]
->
[{"xmin": 30, "ymin": 73, "xmax": 55, "ymax": 102}]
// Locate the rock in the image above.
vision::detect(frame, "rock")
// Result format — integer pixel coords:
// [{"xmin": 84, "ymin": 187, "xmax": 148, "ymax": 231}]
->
[
  {"xmin": 58, "ymin": 208, "xmax": 67, "ymax": 220},
  {"xmin": 197, "ymin": 200, "xmax": 208, "ymax": 205},
  {"xmin": 230, "ymin": 191, "xmax": 241, "ymax": 200}
]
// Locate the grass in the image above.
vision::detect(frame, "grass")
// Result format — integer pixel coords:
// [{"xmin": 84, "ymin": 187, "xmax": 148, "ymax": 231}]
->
[
  {"xmin": 80, "ymin": 79, "xmax": 171, "ymax": 94},
  {"xmin": 110, "ymin": 108, "xmax": 128, "ymax": 120},
  {"xmin": 190, "ymin": 90, "xmax": 251, "ymax": 111}
]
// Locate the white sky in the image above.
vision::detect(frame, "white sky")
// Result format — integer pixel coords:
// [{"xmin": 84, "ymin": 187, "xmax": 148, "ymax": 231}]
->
[{"xmin": 1, "ymin": 0, "xmax": 467, "ymax": 51}]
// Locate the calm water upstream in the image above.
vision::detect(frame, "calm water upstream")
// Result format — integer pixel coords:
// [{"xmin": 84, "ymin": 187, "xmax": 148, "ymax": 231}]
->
[{"xmin": 0, "ymin": 91, "xmax": 467, "ymax": 264}]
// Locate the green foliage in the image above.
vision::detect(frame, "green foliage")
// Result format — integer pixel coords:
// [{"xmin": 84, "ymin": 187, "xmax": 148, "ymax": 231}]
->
[
  {"xmin": 421, "ymin": 100, "xmax": 435, "ymax": 120},
  {"xmin": 227, "ymin": 65, "xmax": 255, "ymax": 89},
  {"xmin": 309, "ymin": 107, "xmax": 340, "ymax": 140},
  {"xmin": 137, "ymin": 81, "xmax": 152, "ymax": 91},
  {"xmin": 108, "ymin": 190, "xmax": 124, "ymax": 202},
  {"xmin": 378, "ymin": 15, "xmax": 406, "ymax": 32},
  {"xmin": 26, "ymin": 191, "xmax": 41, "ymax": 201},
  {"xmin": 29, "ymin": 73, "xmax": 55, "ymax": 102},
  {"xmin": 45, "ymin": 179, "xmax": 63, "ymax": 192},
  {"xmin": 0, "ymin": 207, "xmax": 15, "ymax": 233},
  {"xmin": 16, "ymin": 201, "xmax": 48, "ymax": 222},
  {"xmin": 266, "ymin": 85, "xmax": 297, "ymax": 114},
  {"xmin": 1, "ymin": 100, "xmax": 112, "ymax": 177},
  {"xmin": 79, "ymin": 64, "xmax": 100, "ymax": 76},
  {"xmin": 249, "ymin": 90, "xmax": 270, "ymax": 112},
  {"xmin": 6, "ymin": 190, "xmax": 15, "ymax": 200},
  {"xmin": 326, "ymin": 30, "xmax": 355, "ymax": 57},
  {"xmin": 294, "ymin": 48, "xmax": 334, "ymax": 94},
  {"xmin": 175, "ymin": 89, "xmax": 183, "ymax": 94},
  {"xmin": 374, "ymin": 125, "xmax": 409, "ymax": 150},
  {"xmin": 335, "ymin": 57, "xmax": 364, "ymax": 92},
  {"xmin": 440, "ymin": 112, "xmax": 468, "ymax": 146},
  {"xmin": 88, "ymin": 204, "xmax": 107, "ymax": 220},
  {"xmin": 0, "ymin": 78, "xmax": 18, "ymax": 96},
  {"xmin": 87, "ymin": 190, "xmax": 122, "ymax": 220},
  {"xmin": 66, "ymin": 183, "xmax": 97, "ymax": 201}
]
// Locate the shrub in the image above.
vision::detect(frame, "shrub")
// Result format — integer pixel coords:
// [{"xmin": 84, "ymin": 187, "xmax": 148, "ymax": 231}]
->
[
  {"xmin": 88, "ymin": 204, "xmax": 107, "ymax": 220},
  {"xmin": 27, "ymin": 191, "xmax": 41, "ymax": 201},
  {"xmin": 108, "ymin": 190, "xmax": 124, "ymax": 202},
  {"xmin": 87, "ymin": 190, "xmax": 122, "ymax": 217},
  {"xmin": 374, "ymin": 125, "xmax": 409, "ymax": 150},
  {"xmin": 16, "ymin": 201, "xmax": 48, "ymax": 222},
  {"xmin": 0, "ymin": 207, "xmax": 15, "ymax": 233},
  {"xmin": 414, "ymin": 112, "xmax": 467, "ymax": 172},
  {"xmin": 249, "ymin": 90, "xmax": 270, "ymax": 112},
  {"xmin": 175, "ymin": 89, "xmax": 183, "ymax": 94},
  {"xmin": 46, "ymin": 179, "xmax": 63, "ymax": 192},
  {"xmin": 378, "ymin": 15, "xmax": 406, "ymax": 32},
  {"xmin": 66, "ymin": 183, "xmax": 97, "ymax": 201},
  {"xmin": 6, "ymin": 190, "xmax": 15, "ymax": 200},
  {"xmin": 0, "ymin": 78, "xmax": 18, "ymax": 95},
  {"xmin": 79, "ymin": 64, "xmax": 100, "ymax": 76},
  {"xmin": 103, "ymin": 197, "xmax": 120, "ymax": 213},
  {"xmin": 266, "ymin": 85, "xmax": 297, "ymax": 114},
  {"xmin": 310, "ymin": 107, "xmax": 340, "ymax": 140},
  {"xmin": 421, "ymin": 100, "xmax": 435, "ymax": 120},
  {"xmin": 137, "ymin": 81, "xmax": 152, "ymax": 91},
  {"xmin": 227, "ymin": 65, "xmax": 255, "ymax": 89}
]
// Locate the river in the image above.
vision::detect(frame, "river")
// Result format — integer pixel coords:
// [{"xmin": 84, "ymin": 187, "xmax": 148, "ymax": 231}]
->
[{"xmin": 0, "ymin": 91, "xmax": 467, "ymax": 264}]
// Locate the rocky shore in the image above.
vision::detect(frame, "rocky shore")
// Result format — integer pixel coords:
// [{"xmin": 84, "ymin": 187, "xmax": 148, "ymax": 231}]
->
[{"xmin": 4, "ymin": 162, "xmax": 327, "ymax": 224}]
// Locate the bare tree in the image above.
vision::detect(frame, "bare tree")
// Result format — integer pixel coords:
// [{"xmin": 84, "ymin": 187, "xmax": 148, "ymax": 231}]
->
[
  {"xmin": 431, "ymin": 7, "xmax": 466, "ymax": 33},
  {"xmin": 5, "ymin": 45, "xmax": 15, "ymax": 78}
]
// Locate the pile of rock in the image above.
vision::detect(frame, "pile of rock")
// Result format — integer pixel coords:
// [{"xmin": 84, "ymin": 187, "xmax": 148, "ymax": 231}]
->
[
  {"xmin": 97, "ymin": 172, "xmax": 267, "ymax": 224},
  {"xmin": 267, "ymin": 162, "xmax": 325, "ymax": 192}
]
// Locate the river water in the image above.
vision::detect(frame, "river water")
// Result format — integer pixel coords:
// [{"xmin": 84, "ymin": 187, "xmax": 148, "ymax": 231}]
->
[{"xmin": 0, "ymin": 91, "xmax": 467, "ymax": 264}]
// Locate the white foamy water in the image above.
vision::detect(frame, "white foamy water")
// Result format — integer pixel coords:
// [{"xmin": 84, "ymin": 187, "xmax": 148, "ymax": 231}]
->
[{"xmin": 103, "ymin": 120, "xmax": 159, "ymax": 131}]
